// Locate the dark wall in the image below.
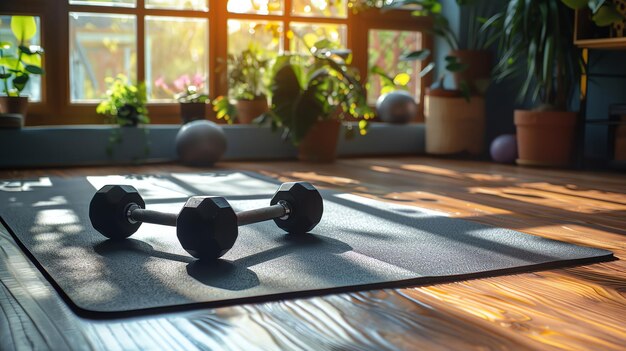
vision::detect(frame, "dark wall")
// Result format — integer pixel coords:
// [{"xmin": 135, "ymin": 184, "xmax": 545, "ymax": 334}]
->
[{"xmin": 584, "ymin": 50, "xmax": 626, "ymax": 162}]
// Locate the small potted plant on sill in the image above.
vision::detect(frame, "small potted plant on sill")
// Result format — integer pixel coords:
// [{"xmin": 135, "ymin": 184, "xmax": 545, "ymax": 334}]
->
[
  {"xmin": 213, "ymin": 45, "xmax": 270, "ymax": 124},
  {"xmin": 155, "ymin": 74, "xmax": 209, "ymax": 124},
  {"xmin": 176, "ymin": 84, "xmax": 209, "ymax": 124},
  {"xmin": 96, "ymin": 74, "xmax": 150, "ymax": 158},
  {"xmin": 0, "ymin": 15, "xmax": 44, "ymax": 127},
  {"xmin": 266, "ymin": 39, "xmax": 373, "ymax": 162},
  {"xmin": 487, "ymin": 0, "xmax": 581, "ymax": 167}
]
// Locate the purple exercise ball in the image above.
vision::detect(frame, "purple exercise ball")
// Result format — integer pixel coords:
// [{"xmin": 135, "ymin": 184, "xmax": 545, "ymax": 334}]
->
[{"xmin": 490, "ymin": 134, "xmax": 518, "ymax": 163}]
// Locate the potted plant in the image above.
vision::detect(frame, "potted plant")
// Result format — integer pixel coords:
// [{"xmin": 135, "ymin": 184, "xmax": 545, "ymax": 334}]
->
[
  {"xmin": 176, "ymin": 84, "xmax": 209, "ymax": 124},
  {"xmin": 213, "ymin": 46, "xmax": 270, "ymax": 124},
  {"xmin": 375, "ymin": 0, "xmax": 498, "ymax": 95},
  {"xmin": 401, "ymin": 49, "xmax": 486, "ymax": 155},
  {"xmin": 154, "ymin": 74, "xmax": 209, "ymax": 124},
  {"xmin": 96, "ymin": 74, "xmax": 150, "ymax": 157},
  {"xmin": 267, "ymin": 40, "xmax": 373, "ymax": 162},
  {"xmin": 488, "ymin": 0, "xmax": 581, "ymax": 167},
  {"xmin": 0, "ymin": 15, "xmax": 44, "ymax": 126}
]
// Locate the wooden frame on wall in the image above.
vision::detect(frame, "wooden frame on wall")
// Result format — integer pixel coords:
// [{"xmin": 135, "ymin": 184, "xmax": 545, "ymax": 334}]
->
[{"xmin": 0, "ymin": 0, "xmax": 432, "ymax": 125}]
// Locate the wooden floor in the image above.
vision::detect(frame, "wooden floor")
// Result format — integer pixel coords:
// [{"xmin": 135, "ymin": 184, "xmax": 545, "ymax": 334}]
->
[{"xmin": 1, "ymin": 157, "xmax": 626, "ymax": 350}]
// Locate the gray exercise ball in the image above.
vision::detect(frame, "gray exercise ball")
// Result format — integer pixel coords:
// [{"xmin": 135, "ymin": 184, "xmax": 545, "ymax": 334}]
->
[
  {"xmin": 376, "ymin": 90, "xmax": 418, "ymax": 124},
  {"xmin": 175, "ymin": 120, "xmax": 227, "ymax": 166}
]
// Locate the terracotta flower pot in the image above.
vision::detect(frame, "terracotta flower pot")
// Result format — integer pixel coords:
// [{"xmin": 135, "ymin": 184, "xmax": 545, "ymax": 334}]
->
[
  {"xmin": 297, "ymin": 119, "xmax": 341, "ymax": 163},
  {"xmin": 0, "ymin": 96, "xmax": 29, "ymax": 117},
  {"xmin": 179, "ymin": 102, "xmax": 207, "ymax": 124},
  {"xmin": 449, "ymin": 50, "xmax": 492, "ymax": 95},
  {"xmin": 514, "ymin": 109, "xmax": 577, "ymax": 167},
  {"xmin": 424, "ymin": 94, "xmax": 485, "ymax": 155},
  {"xmin": 235, "ymin": 98, "xmax": 269, "ymax": 124}
]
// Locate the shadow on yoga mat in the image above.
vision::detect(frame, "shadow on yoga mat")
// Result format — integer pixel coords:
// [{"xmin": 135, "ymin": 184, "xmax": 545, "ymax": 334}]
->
[{"xmin": 0, "ymin": 171, "xmax": 614, "ymax": 318}]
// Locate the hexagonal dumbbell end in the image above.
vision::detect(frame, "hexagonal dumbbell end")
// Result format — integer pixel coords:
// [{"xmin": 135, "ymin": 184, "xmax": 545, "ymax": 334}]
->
[
  {"xmin": 89, "ymin": 185, "xmax": 145, "ymax": 239},
  {"xmin": 270, "ymin": 182, "xmax": 323, "ymax": 234},
  {"xmin": 176, "ymin": 196, "xmax": 238, "ymax": 260}
]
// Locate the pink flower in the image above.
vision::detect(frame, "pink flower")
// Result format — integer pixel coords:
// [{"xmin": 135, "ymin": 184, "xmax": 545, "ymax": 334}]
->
[
  {"xmin": 192, "ymin": 73, "xmax": 205, "ymax": 88},
  {"xmin": 154, "ymin": 76, "xmax": 169, "ymax": 90},
  {"xmin": 174, "ymin": 74, "xmax": 191, "ymax": 92}
]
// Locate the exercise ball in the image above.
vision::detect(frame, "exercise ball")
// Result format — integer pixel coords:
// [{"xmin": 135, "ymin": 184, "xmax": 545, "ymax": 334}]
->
[
  {"xmin": 490, "ymin": 134, "xmax": 517, "ymax": 163},
  {"xmin": 176, "ymin": 120, "xmax": 227, "ymax": 166},
  {"xmin": 376, "ymin": 90, "xmax": 418, "ymax": 124}
]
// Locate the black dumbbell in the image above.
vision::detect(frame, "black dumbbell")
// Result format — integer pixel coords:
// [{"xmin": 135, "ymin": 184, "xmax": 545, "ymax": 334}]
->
[{"xmin": 89, "ymin": 182, "xmax": 323, "ymax": 259}]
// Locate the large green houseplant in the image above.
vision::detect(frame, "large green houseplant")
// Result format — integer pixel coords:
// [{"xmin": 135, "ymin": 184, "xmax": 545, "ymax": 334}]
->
[
  {"xmin": 267, "ymin": 39, "xmax": 372, "ymax": 162},
  {"xmin": 0, "ymin": 16, "xmax": 44, "ymax": 125},
  {"xmin": 489, "ymin": 0, "xmax": 581, "ymax": 166}
]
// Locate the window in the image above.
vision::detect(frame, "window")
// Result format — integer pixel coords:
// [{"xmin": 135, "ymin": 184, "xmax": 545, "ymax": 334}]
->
[
  {"xmin": 0, "ymin": 15, "xmax": 42, "ymax": 102},
  {"xmin": 2, "ymin": 0, "xmax": 431, "ymax": 124}
]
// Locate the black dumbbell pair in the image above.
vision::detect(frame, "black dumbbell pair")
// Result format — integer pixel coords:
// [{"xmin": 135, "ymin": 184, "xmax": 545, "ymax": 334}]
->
[{"xmin": 89, "ymin": 182, "xmax": 323, "ymax": 260}]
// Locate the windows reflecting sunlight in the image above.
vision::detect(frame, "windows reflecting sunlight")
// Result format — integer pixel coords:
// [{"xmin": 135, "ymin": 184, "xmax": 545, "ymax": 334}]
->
[
  {"xmin": 146, "ymin": 16, "xmax": 208, "ymax": 101},
  {"xmin": 368, "ymin": 29, "xmax": 422, "ymax": 104},
  {"xmin": 69, "ymin": 13, "xmax": 137, "ymax": 102}
]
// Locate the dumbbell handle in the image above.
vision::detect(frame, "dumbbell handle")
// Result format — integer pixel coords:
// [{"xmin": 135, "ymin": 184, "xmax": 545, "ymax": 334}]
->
[
  {"xmin": 128, "ymin": 205, "xmax": 177, "ymax": 227},
  {"xmin": 127, "ymin": 200, "xmax": 290, "ymax": 228},
  {"xmin": 237, "ymin": 201, "xmax": 290, "ymax": 226}
]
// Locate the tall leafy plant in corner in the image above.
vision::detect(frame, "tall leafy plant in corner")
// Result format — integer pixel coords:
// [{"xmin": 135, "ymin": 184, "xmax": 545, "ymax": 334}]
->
[
  {"xmin": 488, "ymin": 0, "xmax": 580, "ymax": 110},
  {"xmin": 0, "ymin": 16, "xmax": 44, "ymax": 96}
]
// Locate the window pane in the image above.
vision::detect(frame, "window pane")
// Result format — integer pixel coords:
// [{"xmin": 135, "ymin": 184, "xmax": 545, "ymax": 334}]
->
[
  {"xmin": 227, "ymin": 20, "xmax": 282, "ymax": 55},
  {"xmin": 0, "ymin": 16, "xmax": 42, "ymax": 102},
  {"xmin": 69, "ymin": 13, "xmax": 137, "ymax": 102},
  {"xmin": 146, "ymin": 0, "xmax": 208, "ymax": 11},
  {"xmin": 367, "ymin": 30, "xmax": 422, "ymax": 104},
  {"xmin": 69, "ymin": 0, "xmax": 136, "ymax": 7},
  {"xmin": 292, "ymin": 0, "xmax": 347, "ymax": 18},
  {"xmin": 227, "ymin": 0, "xmax": 283, "ymax": 15},
  {"xmin": 289, "ymin": 22, "xmax": 347, "ymax": 54},
  {"xmin": 146, "ymin": 16, "xmax": 208, "ymax": 101}
]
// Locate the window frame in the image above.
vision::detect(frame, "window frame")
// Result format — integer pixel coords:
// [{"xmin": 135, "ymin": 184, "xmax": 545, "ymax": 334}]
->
[{"xmin": 1, "ymin": 0, "xmax": 432, "ymax": 125}]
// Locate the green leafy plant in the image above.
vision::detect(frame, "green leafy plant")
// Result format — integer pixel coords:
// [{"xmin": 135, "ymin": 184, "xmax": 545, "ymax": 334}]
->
[
  {"xmin": 486, "ymin": 0, "xmax": 581, "ymax": 110},
  {"xmin": 396, "ymin": 48, "xmax": 471, "ymax": 100},
  {"xmin": 369, "ymin": 66, "xmax": 412, "ymax": 95},
  {"xmin": 96, "ymin": 74, "xmax": 149, "ymax": 126},
  {"xmin": 227, "ymin": 45, "xmax": 270, "ymax": 101},
  {"xmin": 0, "ymin": 16, "xmax": 44, "ymax": 97},
  {"xmin": 562, "ymin": 0, "xmax": 626, "ymax": 26},
  {"xmin": 212, "ymin": 95, "xmax": 237, "ymax": 124},
  {"xmin": 266, "ymin": 39, "xmax": 373, "ymax": 145},
  {"xmin": 212, "ymin": 45, "xmax": 271, "ymax": 124},
  {"xmin": 96, "ymin": 74, "xmax": 150, "ymax": 158}
]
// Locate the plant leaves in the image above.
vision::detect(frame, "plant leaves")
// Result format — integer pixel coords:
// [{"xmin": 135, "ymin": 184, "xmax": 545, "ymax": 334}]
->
[
  {"xmin": 592, "ymin": 4, "xmax": 625, "ymax": 26},
  {"xmin": 24, "ymin": 64, "xmax": 43, "ymax": 74},
  {"xmin": 12, "ymin": 74, "xmax": 29, "ymax": 92},
  {"xmin": 393, "ymin": 73, "xmax": 411, "ymax": 86},
  {"xmin": 561, "ymin": 0, "xmax": 591, "ymax": 9},
  {"xmin": 400, "ymin": 49, "xmax": 431, "ymax": 61},
  {"xmin": 11, "ymin": 16, "xmax": 37, "ymax": 43}
]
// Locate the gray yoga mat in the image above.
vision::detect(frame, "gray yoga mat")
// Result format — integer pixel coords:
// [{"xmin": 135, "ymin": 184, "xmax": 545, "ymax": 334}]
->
[{"xmin": 0, "ymin": 171, "xmax": 613, "ymax": 317}]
